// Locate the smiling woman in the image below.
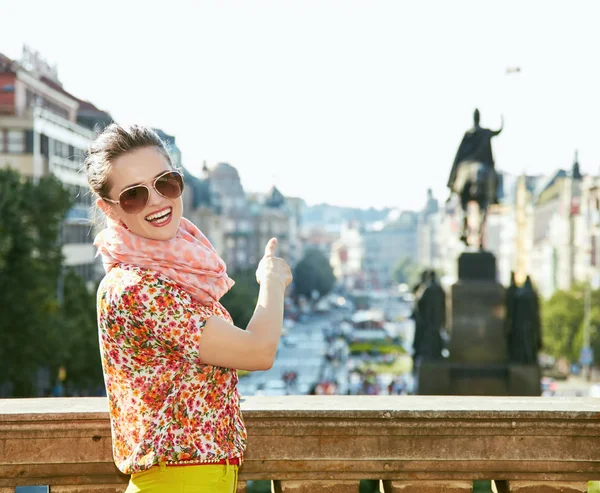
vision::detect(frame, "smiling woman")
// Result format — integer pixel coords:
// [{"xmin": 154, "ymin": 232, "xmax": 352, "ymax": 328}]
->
[
  {"xmin": 85, "ymin": 124, "xmax": 293, "ymax": 492},
  {"xmin": 87, "ymin": 127, "xmax": 184, "ymax": 241}
]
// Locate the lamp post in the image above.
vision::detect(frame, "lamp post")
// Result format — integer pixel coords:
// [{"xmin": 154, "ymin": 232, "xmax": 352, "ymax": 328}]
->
[
  {"xmin": 583, "ymin": 274, "xmax": 592, "ymax": 381},
  {"xmin": 581, "ymin": 183, "xmax": 599, "ymax": 381}
]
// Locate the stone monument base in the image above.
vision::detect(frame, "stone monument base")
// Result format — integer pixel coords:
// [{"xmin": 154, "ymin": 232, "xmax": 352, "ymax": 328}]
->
[
  {"xmin": 415, "ymin": 360, "xmax": 541, "ymax": 396},
  {"xmin": 449, "ymin": 251, "xmax": 508, "ymax": 364},
  {"xmin": 413, "ymin": 250, "xmax": 542, "ymax": 396}
]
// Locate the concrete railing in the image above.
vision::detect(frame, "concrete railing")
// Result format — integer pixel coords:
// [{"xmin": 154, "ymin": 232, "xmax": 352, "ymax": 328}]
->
[{"xmin": 0, "ymin": 396, "xmax": 599, "ymax": 492}]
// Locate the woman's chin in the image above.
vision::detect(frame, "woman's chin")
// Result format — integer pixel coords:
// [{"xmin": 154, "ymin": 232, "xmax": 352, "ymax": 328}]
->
[{"xmin": 131, "ymin": 219, "xmax": 180, "ymax": 241}]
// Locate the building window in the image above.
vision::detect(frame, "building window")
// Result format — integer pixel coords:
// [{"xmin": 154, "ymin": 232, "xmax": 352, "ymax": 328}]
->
[
  {"xmin": 7, "ymin": 130, "xmax": 25, "ymax": 153},
  {"xmin": 53, "ymin": 140, "xmax": 70, "ymax": 159},
  {"xmin": 25, "ymin": 130, "xmax": 34, "ymax": 153},
  {"xmin": 41, "ymin": 134, "xmax": 49, "ymax": 157},
  {"xmin": 0, "ymin": 131, "xmax": 4, "ymax": 152},
  {"xmin": 62, "ymin": 223, "xmax": 93, "ymax": 244}
]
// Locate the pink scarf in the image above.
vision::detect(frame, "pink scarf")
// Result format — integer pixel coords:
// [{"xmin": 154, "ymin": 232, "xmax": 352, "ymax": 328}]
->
[{"xmin": 94, "ymin": 217, "xmax": 234, "ymax": 304}]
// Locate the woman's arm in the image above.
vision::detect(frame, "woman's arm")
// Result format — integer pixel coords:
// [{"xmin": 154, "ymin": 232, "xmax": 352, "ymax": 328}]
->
[{"xmin": 198, "ymin": 238, "xmax": 293, "ymax": 371}]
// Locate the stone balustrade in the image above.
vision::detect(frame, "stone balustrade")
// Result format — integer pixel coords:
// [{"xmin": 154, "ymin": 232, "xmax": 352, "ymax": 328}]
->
[{"xmin": 0, "ymin": 396, "xmax": 599, "ymax": 492}]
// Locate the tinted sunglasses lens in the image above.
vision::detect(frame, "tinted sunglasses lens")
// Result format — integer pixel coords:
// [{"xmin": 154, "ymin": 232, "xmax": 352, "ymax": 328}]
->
[
  {"xmin": 119, "ymin": 186, "xmax": 149, "ymax": 214},
  {"xmin": 155, "ymin": 172, "xmax": 184, "ymax": 198}
]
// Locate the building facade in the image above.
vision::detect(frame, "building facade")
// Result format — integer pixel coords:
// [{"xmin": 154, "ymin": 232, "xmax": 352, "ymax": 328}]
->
[
  {"xmin": 184, "ymin": 162, "xmax": 296, "ymax": 274},
  {"xmin": 0, "ymin": 49, "xmax": 101, "ymax": 286},
  {"xmin": 416, "ymin": 189, "xmax": 442, "ymax": 272},
  {"xmin": 331, "ymin": 211, "xmax": 419, "ymax": 290},
  {"xmin": 428, "ymin": 154, "xmax": 598, "ymax": 298}
]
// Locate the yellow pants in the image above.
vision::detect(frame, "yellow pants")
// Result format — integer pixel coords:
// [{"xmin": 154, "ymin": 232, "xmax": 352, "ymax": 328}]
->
[{"xmin": 125, "ymin": 462, "xmax": 239, "ymax": 493}]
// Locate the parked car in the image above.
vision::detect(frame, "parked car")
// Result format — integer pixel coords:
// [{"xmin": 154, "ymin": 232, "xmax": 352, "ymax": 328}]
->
[
  {"xmin": 589, "ymin": 384, "xmax": 600, "ymax": 398},
  {"xmin": 541, "ymin": 377, "xmax": 557, "ymax": 396}
]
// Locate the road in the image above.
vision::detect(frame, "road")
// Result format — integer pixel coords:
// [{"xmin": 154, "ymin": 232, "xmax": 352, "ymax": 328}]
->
[
  {"xmin": 237, "ymin": 313, "xmax": 349, "ymax": 396},
  {"xmin": 552, "ymin": 375, "xmax": 594, "ymax": 397}
]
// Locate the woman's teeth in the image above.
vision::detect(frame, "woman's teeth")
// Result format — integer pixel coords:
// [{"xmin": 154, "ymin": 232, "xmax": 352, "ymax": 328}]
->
[{"xmin": 146, "ymin": 208, "xmax": 171, "ymax": 222}]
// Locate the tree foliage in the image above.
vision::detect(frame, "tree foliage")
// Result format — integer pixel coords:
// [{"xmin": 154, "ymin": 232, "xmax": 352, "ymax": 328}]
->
[
  {"xmin": 57, "ymin": 269, "xmax": 103, "ymax": 393},
  {"xmin": 293, "ymin": 249, "xmax": 335, "ymax": 300},
  {"xmin": 541, "ymin": 283, "xmax": 600, "ymax": 363},
  {"xmin": 0, "ymin": 168, "xmax": 101, "ymax": 396},
  {"xmin": 392, "ymin": 257, "xmax": 418, "ymax": 285},
  {"xmin": 0, "ymin": 169, "xmax": 71, "ymax": 395},
  {"xmin": 220, "ymin": 269, "xmax": 260, "ymax": 329}
]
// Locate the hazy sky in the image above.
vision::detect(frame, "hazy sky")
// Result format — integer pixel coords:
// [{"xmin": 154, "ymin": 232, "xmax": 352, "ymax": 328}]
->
[{"xmin": 2, "ymin": 1, "xmax": 600, "ymax": 210}]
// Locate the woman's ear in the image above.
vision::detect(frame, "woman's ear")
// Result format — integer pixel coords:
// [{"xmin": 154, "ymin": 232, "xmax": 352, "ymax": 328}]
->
[{"xmin": 96, "ymin": 197, "xmax": 117, "ymax": 220}]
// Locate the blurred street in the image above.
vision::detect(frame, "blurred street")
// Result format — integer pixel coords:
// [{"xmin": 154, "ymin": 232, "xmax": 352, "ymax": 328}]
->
[
  {"xmin": 550, "ymin": 375, "xmax": 595, "ymax": 398},
  {"xmin": 237, "ymin": 312, "xmax": 350, "ymax": 397}
]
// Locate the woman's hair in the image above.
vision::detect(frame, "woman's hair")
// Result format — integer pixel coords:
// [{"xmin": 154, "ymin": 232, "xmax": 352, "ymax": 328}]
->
[{"xmin": 84, "ymin": 124, "xmax": 172, "ymax": 198}]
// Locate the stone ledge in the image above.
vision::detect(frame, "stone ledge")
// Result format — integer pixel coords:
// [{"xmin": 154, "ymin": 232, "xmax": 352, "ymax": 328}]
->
[
  {"xmin": 2, "ymin": 396, "xmax": 599, "ymax": 419},
  {"xmin": 0, "ymin": 396, "xmax": 598, "ymax": 487}
]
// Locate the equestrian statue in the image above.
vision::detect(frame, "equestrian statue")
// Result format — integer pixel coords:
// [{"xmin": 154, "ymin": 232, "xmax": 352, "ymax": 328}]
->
[{"xmin": 447, "ymin": 109, "xmax": 503, "ymax": 248}]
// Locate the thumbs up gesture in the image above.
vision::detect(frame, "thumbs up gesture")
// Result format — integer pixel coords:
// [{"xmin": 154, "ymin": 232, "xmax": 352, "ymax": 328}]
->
[{"xmin": 256, "ymin": 238, "xmax": 293, "ymax": 288}]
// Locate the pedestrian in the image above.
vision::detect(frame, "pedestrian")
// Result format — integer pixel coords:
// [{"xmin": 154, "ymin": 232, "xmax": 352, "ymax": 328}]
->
[{"xmin": 87, "ymin": 124, "xmax": 293, "ymax": 492}]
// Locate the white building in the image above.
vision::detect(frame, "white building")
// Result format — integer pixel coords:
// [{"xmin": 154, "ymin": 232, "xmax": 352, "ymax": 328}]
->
[
  {"xmin": 331, "ymin": 211, "xmax": 418, "ymax": 290},
  {"xmin": 185, "ymin": 162, "xmax": 298, "ymax": 273},
  {"xmin": 0, "ymin": 50, "xmax": 100, "ymax": 285},
  {"xmin": 416, "ymin": 189, "xmax": 443, "ymax": 272},
  {"xmin": 330, "ymin": 223, "xmax": 364, "ymax": 289}
]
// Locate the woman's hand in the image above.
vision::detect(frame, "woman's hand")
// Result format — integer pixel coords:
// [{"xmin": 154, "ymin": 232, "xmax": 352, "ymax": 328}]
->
[
  {"xmin": 256, "ymin": 238, "xmax": 293, "ymax": 288},
  {"xmin": 200, "ymin": 237, "xmax": 292, "ymax": 371}
]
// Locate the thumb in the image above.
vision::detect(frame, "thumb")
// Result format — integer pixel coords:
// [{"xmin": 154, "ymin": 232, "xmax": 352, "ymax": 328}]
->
[{"xmin": 264, "ymin": 237, "xmax": 277, "ymax": 257}]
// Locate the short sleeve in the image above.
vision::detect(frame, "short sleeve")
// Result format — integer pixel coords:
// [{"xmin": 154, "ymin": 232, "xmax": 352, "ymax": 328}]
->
[{"xmin": 110, "ymin": 271, "xmax": 211, "ymax": 364}]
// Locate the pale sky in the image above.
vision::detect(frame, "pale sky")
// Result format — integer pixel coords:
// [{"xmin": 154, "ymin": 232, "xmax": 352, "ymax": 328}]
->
[{"xmin": 2, "ymin": 1, "xmax": 600, "ymax": 210}]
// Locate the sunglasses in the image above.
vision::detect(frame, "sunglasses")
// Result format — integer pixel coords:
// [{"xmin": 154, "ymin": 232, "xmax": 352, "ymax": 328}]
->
[{"xmin": 103, "ymin": 170, "xmax": 185, "ymax": 214}]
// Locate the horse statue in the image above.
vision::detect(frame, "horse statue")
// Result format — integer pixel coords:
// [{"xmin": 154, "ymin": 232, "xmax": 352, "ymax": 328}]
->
[{"xmin": 447, "ymin": 109, "xmax": 503, "ymax": 249}]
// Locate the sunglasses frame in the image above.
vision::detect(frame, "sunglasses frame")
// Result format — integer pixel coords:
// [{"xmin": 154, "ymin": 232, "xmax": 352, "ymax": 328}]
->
[{"xmin": 103, "ymin": 169, "xmax": 185, "ymax": 215}]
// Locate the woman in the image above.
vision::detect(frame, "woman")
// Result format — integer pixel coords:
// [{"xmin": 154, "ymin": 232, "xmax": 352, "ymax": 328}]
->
[{"xmin": 87, "ymin": 124, "xmax": 292, "ymax": 492}]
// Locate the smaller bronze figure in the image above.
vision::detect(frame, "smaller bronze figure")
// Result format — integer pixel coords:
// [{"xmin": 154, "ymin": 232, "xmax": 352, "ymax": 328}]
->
[
  {"xmin": 504, "ymin": 271, "xmax": 518, "ymax": 338},
  {"xmin": 412, "ymin": 270, "xmax": 445, "ymax": 368},
  {"xmin": 411, "ymin": 270, "xmax": 430, "ymax": 365},
  {"xmin": 447, "ymin": 109, "xmax": 503, "ymax": 248},
  {"xmin": 507, "ymin": 275, "xmax": 543, "ymax": 364}
]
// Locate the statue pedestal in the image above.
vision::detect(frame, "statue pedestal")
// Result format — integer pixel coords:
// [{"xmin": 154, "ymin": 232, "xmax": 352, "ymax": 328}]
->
[
  {"xmin": 415, "ymin": 252, "xmax": 541, "ymax": 396},
  {"xmin": 415, "ymin": 361, "xmax": 541, "ymax": 396},
  {"xmin": 449, "ymin": 280, "xmax": 507, "ymax": 363}
]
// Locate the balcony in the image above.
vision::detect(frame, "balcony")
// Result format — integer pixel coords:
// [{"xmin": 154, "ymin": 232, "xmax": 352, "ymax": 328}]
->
[{"xmin": 1, "ymin": 396, "xmax": 598, "ymax": 492}]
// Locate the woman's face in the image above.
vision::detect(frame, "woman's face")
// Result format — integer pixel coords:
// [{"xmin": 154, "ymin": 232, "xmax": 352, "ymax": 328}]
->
[{"xmin": 104, "ymin": 146, "xmax": 183, "ymax": 241}]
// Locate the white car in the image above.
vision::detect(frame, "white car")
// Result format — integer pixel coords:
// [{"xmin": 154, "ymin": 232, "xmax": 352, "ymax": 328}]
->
[
  {"xmin": 589, "ymin": 384, "xmax": 600, "ymax": 398},
  {"xmin": 262, "ymin": 379, "xmax": 288, "ymax": 396}
]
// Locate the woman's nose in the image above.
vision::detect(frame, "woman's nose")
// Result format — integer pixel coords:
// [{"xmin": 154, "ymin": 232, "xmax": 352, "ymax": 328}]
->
[{"xmin": 147, "ymin": 185, "xmax": 164, "ymax": 206}]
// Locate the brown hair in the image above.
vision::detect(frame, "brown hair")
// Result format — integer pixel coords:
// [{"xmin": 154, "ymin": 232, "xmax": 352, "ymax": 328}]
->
[{"xmin": 84, "ymin": 124, "xmax": 172, "ymax": 198}]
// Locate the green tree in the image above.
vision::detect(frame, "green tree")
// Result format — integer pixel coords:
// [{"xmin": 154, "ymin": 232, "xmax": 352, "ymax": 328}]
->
[
  {"xmin": 541, "ymin": 286, "xmax": 583, "ymax": 361},
  {"xmin": 392, "ymin": 257, "xmax": 417, "ymax": 285},
  {"xmin": 541, "ymin": 283, "xmax": 600, "ymax": 363},
  {"xmin": 220, "ymin": 269, "xmax": 260, "ymax": 329},
  {"xmin": 56, "ymin": 269, "xmax": 103, "ymax": 394},
  {"xmin": 0, "ymin": 169, "xmax": 71, "ymax": 396},
  {"xmin": 293, "ymin": 249, "xmax": 335, "ymax": 301}
]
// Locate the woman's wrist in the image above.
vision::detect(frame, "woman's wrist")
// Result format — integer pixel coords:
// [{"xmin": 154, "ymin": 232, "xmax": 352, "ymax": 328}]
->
[{"xmin": 259, "ymin": 275, "xmax": 287, "ymax": 292}]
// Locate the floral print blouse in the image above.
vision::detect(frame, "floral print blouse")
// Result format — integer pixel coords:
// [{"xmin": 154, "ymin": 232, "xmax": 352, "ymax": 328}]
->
[{"xmin": 96, "ymin": 263, "xmax": 247, "ymax": 474}]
